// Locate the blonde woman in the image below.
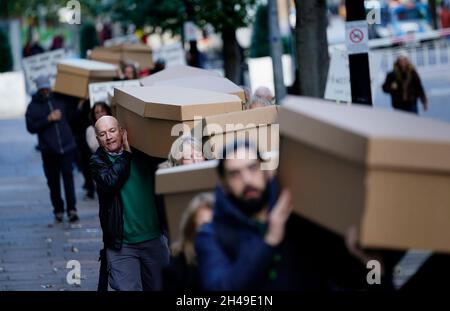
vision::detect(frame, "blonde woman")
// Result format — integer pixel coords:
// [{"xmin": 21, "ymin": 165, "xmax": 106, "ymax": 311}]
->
[
  {"xmin": 167, "ymin": 135, "xmax": 205, "ymax": 167},
  {"xmin": 163, "ymin": 192, "xmax": 214, "ymax": 291}
]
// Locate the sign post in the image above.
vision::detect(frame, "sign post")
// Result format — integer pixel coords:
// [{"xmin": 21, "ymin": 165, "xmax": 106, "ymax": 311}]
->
[{"xmin": 345, "ymin": 0, "xmax": 372, "ymax": 106}]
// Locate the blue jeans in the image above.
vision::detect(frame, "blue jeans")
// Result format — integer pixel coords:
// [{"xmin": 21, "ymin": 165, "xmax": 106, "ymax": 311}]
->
[{"xmin": 106, "ymin": 235, "xmax": 170, "ymax": 291}]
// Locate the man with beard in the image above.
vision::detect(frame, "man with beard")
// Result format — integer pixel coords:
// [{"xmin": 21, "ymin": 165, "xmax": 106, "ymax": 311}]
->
[{"xmin": 195, "ymin": 140, "xmax": 372, "ymax": 291}]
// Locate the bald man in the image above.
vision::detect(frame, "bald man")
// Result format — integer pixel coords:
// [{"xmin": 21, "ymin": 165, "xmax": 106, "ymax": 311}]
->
[{"xmin": 90, "ymin": 116, "xmax": 170, "ymax": 291}]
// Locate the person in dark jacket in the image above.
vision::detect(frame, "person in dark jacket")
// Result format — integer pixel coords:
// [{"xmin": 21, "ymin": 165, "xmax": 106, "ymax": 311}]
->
[
  {"xmin": 25, "ymin": 75, "xmax": 79, "ymax": 223},
  {"xmin": 382, "ymin": 53, "xmax": 428, "ymax": 114},
  {"xmin": 71, "ymin": 98, "xmax": 96, "ymax": 199},
  {"xmin": 89, "ymin": 116, "xmax": 169, "ymax": 291},
  {"xmin": 195, "ymin": 140, "xmax": 375, "ymax": 291}
]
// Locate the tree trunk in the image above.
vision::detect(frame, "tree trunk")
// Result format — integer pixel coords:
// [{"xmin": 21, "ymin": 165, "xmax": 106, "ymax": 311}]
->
[
  {"xmin": 294, "ymin": 0, "xmax": 329, "ymax": 98},
  {"xmin": 222, "ymin": 27, "xmax": 242, "ymax": 84}
]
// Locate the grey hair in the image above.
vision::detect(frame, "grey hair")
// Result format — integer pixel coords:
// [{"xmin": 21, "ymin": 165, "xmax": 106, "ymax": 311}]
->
[{"xmin": 167, "ymin": 135, "xmax": 203, "ymax": 167}]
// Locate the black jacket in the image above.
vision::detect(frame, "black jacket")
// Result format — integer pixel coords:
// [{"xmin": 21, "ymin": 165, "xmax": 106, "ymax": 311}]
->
[
  {"xmin": 382, "ymin": 69, "xmax": 426, "ymax": 110},
  {"xmin": 90, "ymin": 147, "xmax": 168, "ymax": 250},
  {"xmin": 195, "ymin": 179, "xmax": 372, "ymax": 291},
  {"xmin": 25, "ymin": 92, "xmax": 76, "ymax": 155}
]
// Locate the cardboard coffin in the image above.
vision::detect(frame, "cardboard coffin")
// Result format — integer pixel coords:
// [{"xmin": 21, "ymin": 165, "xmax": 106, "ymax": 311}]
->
[
  {"xmin": 89, "ymin": 44, "xmax": 154, "ymax": 69},
  {"xmin": 155, "ymin": 160, "xmax": 218, "ymax": 241},
  {"xmin": 278, "ymin": 96, "xmax": 450, "ymax": 253},
  {"xmin": 54, "ymin": 59, "xmax": 118, "ymax": 98},
  {"xmin": 140, "ymin": 65, "xmax": 220, "ymax": 86},
  {"xmin": 89, "ymin": 48, "xmax": 122, "ymax": 65},
  {"xmin": 152, "ymin": 76, "xmax": 246, "ymax": 103},
  {"xmin": 199, "ymin": 106, "xmax": 279, "ymax": 162},
  {"xmin": 114, "ymin": 86, "xmax": 242, "ymax": 158}
]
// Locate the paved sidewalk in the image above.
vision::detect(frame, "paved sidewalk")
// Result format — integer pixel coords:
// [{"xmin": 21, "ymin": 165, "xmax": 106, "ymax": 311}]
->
[{"xmin": 0, "ymin": 118, "xmax": 102, "ymax": 291}]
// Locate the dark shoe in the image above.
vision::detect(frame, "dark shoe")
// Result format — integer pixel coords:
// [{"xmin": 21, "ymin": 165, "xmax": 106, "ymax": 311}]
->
[
  {"xmin": 55, "ymin": 213, "xmax": 64, "ymax": 223},
  {"xmin": 68, "ymin": 211, "xmax": 79, "ymax": 223}
]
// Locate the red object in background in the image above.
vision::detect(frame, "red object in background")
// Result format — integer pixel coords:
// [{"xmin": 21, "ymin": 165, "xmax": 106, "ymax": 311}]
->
[
  {"xmin": 139, "ymin": 68, "xmax": 151, "ymax": 78},
  {"xmin": 441, "ymin": 7, "xmax": 450, "ymax": 29}
]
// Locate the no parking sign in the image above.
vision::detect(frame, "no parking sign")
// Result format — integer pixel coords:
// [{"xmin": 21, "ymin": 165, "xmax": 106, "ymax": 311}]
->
[{"xmin": 345, "ymin": 20, "xmax": 369, "ymax": 55}]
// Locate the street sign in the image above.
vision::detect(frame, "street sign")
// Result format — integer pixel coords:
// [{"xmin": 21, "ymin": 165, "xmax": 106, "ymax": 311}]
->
[
  {"xmin": 21, "ymin": 49, "xmax": 67, "ymax": 94},
  {"xmin": 345, "ymin": 20, "xmax": 369, "ymax": 55},
  {"xmin": 88, "ymin": 79, "xmax": 140, "ymax": 107}
]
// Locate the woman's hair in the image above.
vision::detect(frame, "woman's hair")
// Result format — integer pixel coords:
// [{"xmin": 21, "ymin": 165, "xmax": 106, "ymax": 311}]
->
[
  {"xmin": 89, "ymin": 101, "xmax": 112, "ymax": 124},
  {"xmin": 167, "ymin": 135, "xmax": 203, "ymax": 167},
  {"xmin": 121, "ymin": 61, "xmax": 139, "ymax": 79},
  {"xmin": 171, "ymin": 192, "xmax": 214, "ymax": 265}
]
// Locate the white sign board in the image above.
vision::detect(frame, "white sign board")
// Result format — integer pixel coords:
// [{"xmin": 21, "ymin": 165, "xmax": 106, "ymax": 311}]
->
[
  {"xmin": 0, "ymin": 71, "xmax": 27, "ymax": 119},
  {"xmin": 248, "ymin": 55, "xmax": 294, "ymax": 97},
  {"xmin": 152, "ymin": 42, "xmax": 186, "ymax": 67},
  {"xmin": 324, "ymin": 49, "xmax": 351, "ymax": 102},
  {"xmin": 184, "ymin": 21, "xmax": 198, "ymax": 42},
  {"xmin": 21, "ymin": 49, "xmax": 67, "ymax": 94},
  {"xmin": 345, "ymin": 20, "xmax": 369, "ymax": 55},
  {"xmin": 88, "ymin": 79, "xmax": 140, "ymax": 107},
  {"xmin": 324, "ymin": 48, "xmax": 382, "ymax": 103}
]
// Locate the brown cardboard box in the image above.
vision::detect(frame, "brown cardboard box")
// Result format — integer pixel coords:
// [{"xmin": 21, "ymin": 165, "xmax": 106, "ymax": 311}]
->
[
  {"xmin": 155, "ymin": 160, "xmax": 218, "ymax": 241},
  {"xmin": 153, "ymin": 76, "xmax": 246, "ymax": 102},
  {"xmin": 89, "ymin": 44, "xmax": 154, "ymax": 69},
  {"xmin": 278, "ymin": 96, "xmax": 450, "ymax": 253},
  {"xmin": 54, "ymin": 59, "xmax": 118, "ymax": 98},
  {"xmin": 114, "ymin": 86, "xmax": 242, "ymax": 158},
  {"xmin": 140, "ymin": 65, "xmax": 220, "ymax": 86},
  {"xmin": 89, "ymin": 47, "xmax": 122, "ymax": 65},
  {"xmin": 199, "ymin": 106, "xmax": 279, "ymax": 160}
]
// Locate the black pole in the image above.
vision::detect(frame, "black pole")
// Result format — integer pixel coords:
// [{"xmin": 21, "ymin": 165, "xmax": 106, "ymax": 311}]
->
[
  {"xmin": 184, "ymin": 0, "xmax": 200, "ymax": 68},
  {"xmin": 345, "ymin": 0, "xmax": 372, "ymax": 106}
]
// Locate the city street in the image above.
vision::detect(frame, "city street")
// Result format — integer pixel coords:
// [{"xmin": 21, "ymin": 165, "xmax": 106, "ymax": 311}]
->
[{"xmin": 0, "ymin": 118, "xmax": 101, "ymax": 291}]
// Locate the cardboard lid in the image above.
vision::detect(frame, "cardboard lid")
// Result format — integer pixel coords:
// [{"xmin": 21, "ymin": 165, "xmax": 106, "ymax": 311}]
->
[
  {"xmin": 114, "ymin": 86, "xmax": 242, "ymax": 121},
  {"xmin": 152, "ymin": 76, "xmax": 245, "ymax": 101},
  {"xmin": 280, "ymin": 96, "xmax": 450, "ymax": 173},
  {"xmin": 155, "ymin": 160, "xmax": 219, "ymax": 194},
  {"xmin": 108, "ymin": 44, "xmax": 152, "ymax": 53},
  {"xmin": 140, "ymin": 65, "xmax": 220, "ymax": 86},
  {"xmin": 57, "ymin": 59, "xmax": 118, "ymax": 77},
  {"xmin": 89, "ymin": 48, "xmax": 122, "ymax": 62},
  {"xmin": 202, "ymin": 105, "xmax": 279, "ymax": 136}
]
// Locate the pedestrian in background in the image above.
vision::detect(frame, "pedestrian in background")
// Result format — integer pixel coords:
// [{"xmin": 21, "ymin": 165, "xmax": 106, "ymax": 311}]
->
[
  {"xmin": 86, "ymin": 101, "xmax": 112, "ymax": 153},
  {"xmin": 25, "ymin": 75, "xmax": 79, "ymax": 223},
  {"xmin": 382, "ymin": 53, "xmax": 428, "ymax": 114}
]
